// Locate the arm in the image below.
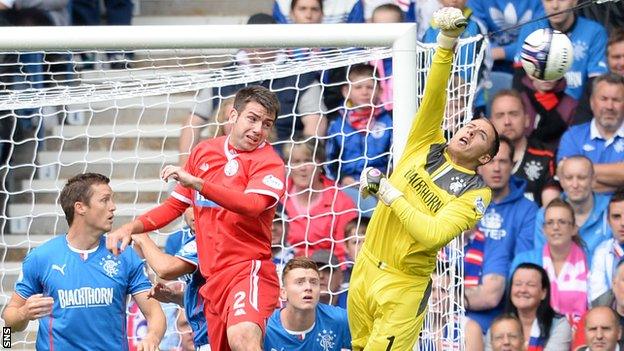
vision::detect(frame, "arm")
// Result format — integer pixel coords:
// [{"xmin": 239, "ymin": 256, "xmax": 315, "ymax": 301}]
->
[
  {"xmin": 515, "ymin": 205, "xmax": 537, "ymax": 254},
  {"xmin": 133, "ymin": 291, "xmax": 166, "ymax": 351},
  {"xmin": 593, "ymin": 162, "xmax": 624, "ymax": 188},
  {"xmin": 464, "ymin": 273, "xmax": 506, "ymax": 310},
  {"xmin": 132, "ymin": 234, "xmax": 195, "ymax": 280},
  {"xmin": 147, "ymin": 282, "xmax": 185, "ymax": 306},
  {"xmin": 1, "ymin": 293, "xmax": 54, "ymax": 332},
  {"xmin": 179, "ymin": 113, "xmax": 208, "ymax": 166},
  {"xmin": 466, "ymin": 319, "xmax": 484, "ymax": 351}
]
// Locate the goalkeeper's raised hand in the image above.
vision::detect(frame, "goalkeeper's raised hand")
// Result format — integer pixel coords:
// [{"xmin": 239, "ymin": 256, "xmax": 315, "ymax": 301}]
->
[
  {"xmin": 433, "ymin": 7, "xmax": 468, "ymax": 49},
  {"xmin": 359, "ymin": 167, "xmax": 403, "ymax": 206}
]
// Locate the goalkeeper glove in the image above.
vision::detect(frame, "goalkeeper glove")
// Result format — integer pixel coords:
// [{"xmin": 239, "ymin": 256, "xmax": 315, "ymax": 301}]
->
[
  {"xmin": 359, "ymin": 167, "xmax": 403, "ymax": 206},
  {"xmin": 433, "ymin": 7, "xmax": 468, "ymax": 49}
]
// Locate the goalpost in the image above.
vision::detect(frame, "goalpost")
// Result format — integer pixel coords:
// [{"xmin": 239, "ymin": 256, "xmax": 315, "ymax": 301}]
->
[{"xmin": 0, "ymin": 23, "xmax": 486, "ymax": 349}]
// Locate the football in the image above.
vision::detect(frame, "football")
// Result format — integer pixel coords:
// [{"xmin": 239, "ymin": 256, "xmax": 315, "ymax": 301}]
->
[{"xmin": 520, "ymin": 28, "xmax": 574, "ymax": 81}]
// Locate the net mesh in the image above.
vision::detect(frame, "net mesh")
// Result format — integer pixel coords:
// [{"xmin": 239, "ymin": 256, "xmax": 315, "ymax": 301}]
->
[{"xmin": 0, "ymin": 37, "xmax": 485, "ymax": 350}]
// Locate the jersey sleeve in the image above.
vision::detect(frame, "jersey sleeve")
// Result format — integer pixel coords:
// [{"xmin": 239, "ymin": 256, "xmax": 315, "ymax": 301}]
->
[
  {"xmin": 245, "ymin": 151, "xmax": 286, "ymax": 206},
  {"xmin": 389, "ymin": 187, "xmax": 492, "ymax": 251},
  {"xmin": 124, "ymin": 248, "xmax": 153, "ymax": 295},
  {"xmin": 171, "ymin": 142, "xmax": 200, "ymax": 205},
  {"xmin": 556, "ymin": 128, "xmax": 580, "ymax": 163},
  {"xmin": 399, "ymin": 46, "xmax": 453, "ymax": 165},
  {"xmin": 587, "ymin": 25, "xmax": 608, "ymax": 77},
  {"xmin": 174, "ymin": 236, "xmax": 199, "ymax": 269},
  {"xmin": 14, "ymin": 250, "xmax": 42, "ymax": 300}
]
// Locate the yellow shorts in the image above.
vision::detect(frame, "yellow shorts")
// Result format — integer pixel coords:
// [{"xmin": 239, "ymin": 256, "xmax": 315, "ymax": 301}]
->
[{"xmin": 347, "ymin": 248, "xmax": 432, "ymax": 351}]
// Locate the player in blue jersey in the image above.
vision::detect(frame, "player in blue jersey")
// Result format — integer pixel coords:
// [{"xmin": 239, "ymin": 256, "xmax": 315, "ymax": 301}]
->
[
  {"xmin": 132, "ymin": 207, "xmax": 209, "ymax": 350},
  {"xmin": 264, "ymin": 257, "xmax": 351, "ymax": 351},
  {"xmin": 1, "ymin": 173, "xmax": 165, "ymax": 351}
]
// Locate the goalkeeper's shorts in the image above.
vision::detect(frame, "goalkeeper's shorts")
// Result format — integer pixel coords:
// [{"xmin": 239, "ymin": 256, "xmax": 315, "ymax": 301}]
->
[{"xmin": 348, "ymin": 247, "xmax": 432, "ymax": 351}]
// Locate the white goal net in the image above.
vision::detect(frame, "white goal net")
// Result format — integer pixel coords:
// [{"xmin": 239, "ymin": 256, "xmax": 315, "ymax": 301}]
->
[{"xmin": 0, "ymin": 24, "xmax": 486, "ymax": 350}]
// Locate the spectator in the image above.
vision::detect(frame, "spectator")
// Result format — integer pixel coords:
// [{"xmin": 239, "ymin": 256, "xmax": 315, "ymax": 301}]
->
[
  {"xmin": 366, "ymin": 0, "xmax": 414, "ymax": 22},
  {"xmin": 513, "ymin": 0, "xmax": 608, "ymax": 101},
  {"xmin": 466, "ymin": 136, "xmax": 538, "ymax": 332},
  {"xmin": 511, "ymin": 198, "xmax": 589, "ymax": 317},
  {"xmin": 557, "ymin": 73, "xmax": 624, "ymax": 193},
  {"xmin": 489, "ymin": 314, "xmax": 525, "ymax": 351},
  {"xmin": 535, "ymin": 156, "xmax": 611, "ymax": 263},
  {"xmin": 325, "ymin": 63, "xmax": 393, "ymax": 210},
  {"xmin": 414, "ymin": 0, "xmax": 442, "ymax": 39},
  {"xmin": 179, "ymin": 13, "xmax": 326, "ymax": 165},
  {"xmin": 264, "ymin": 257, "xmax": 351, "ymax": 350},
  {"xmin": 579, "ymin": 0, "xmax": 624, "ymax": 34},
  {"xmin": 343, "ymin": 216, "xmax": 369, "ymax": 283},
  {"xmin": 485, "ymin": 263, "xmax": 572, "ymax": 351},
  {"xmin": 2, "ymin": 0, "xmax": 69, "ymax": 25},
  {"xmin": 311, "ymin": 250, "xmax": 347, "ymax": 308},
  {"xmin": 590, "ymin": 189, "xmax": 624, "ymax": 305},
  {"xmin": 516, "ymin": 73, "xmax": 578, "ymax": 149},
  {"xmin": 272, "ymin": 205, "xmax": 294, "ymax": 282},
  {"xmin": 273, "ymin": 0, "xmax": 365, "ymax": 23},
  {"xmin": 289, "ymin": 0, "xmax": 323, "ymax": 24},
  {"xmin": 283, "ymin": 139, "xmax": 358, "ymax": 261},
  {"xmin": 577, "ymin": 306, "xmax": 623, "ymax": 351},
  {"xmin": 574, "ymin": 29, "xmax": 624, "ymax": 125},
  {"xmin": 488, "ymin": 89, "xmax": 559, "ymax": 206}
]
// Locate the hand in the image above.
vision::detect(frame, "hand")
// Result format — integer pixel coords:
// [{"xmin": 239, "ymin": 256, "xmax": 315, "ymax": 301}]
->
[
  {"xmin": 106, "ymin": 223, "xmax": 134, "ymax": 256},
  {"xmin": 136, "ymin": 334, "xmax": 160, "ymax": 351},
  {"xmin": 359, "ymin": 167, "xmax": 403, "ymax": 206},
  {"xmin": 160, "ymin": 165, "xmax": 202, "ymax": 190},
  {"xmin": 19, "ymin": 294, "xmax": 54, "ymax": 320},
  {"xmin": 147, "ymin": 282, "xmax": 183, "ymax": 304},
  {"xmin": 433, "ymin": 7, "xmax": 467, "ymax": 49}
]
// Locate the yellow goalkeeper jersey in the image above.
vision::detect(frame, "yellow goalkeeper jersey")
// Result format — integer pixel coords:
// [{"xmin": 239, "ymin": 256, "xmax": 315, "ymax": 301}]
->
[{"xmin": 364, "ymin": 47, "xmax": 492, "ymax": 277}]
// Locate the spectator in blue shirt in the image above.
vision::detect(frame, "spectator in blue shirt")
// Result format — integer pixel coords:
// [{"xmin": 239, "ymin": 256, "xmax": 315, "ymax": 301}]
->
[
  {"xmin": 557, "ymin": 73, "xmax": 624, "ymax": 193},
  {"xmin": 264, "ymin": 257, "xmax": 351, "ymax": 351},
  {"xmin": 273, "ymin": 0, "xmax": 364, "ymax": 23},
  {"xmin": 512, "ymin": 0, "xmax": 608, "ymax": 101}
]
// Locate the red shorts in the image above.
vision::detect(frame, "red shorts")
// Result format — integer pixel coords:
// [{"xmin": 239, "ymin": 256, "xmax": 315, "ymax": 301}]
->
[{"xmin": 200, "ymin": 259, "xmax": 279, "ymax": 351}]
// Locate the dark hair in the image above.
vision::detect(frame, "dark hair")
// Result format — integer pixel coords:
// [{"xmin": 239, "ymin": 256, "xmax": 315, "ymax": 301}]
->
[
  {"xmin": 282, "ymin": 256, "xmax": 319, "ymax": 283},
  {"xmin": 591, "ymin": 72, "xmax": 624, "ymax": 96},
  {"xmin": 544, "ymin": 198, "xmax": 585, "ymax": 248},
  {"xmin": 347, "ymin": 63, "xmax": 379, "ymax": 83},
  {"xmin": 60, "ymin": 173, "xmax": 110, "ymax": 226},
  {"xmin": 610, "ymin": 188, "xmax": 624, "ymax": 210},
  {"xmin": 505, "ymin": 263, "xmax": 556, "ymax": 342},
  {"xmin": 474, "ymin": 116, "xmax": 501, "ymax": 159},
  {"xmin": 233, "ymin": 85, "xmax": 280, "ymax": 120},
  {"xmin": 372, "ymin": 4, "xmax": 404, "ymax": 22},
  {"xmin": 247, "ymin": 13, "xmax": 276, "ymax": 25},
  {"xmin": 345, "ymin": 216, "xmax": 370, "ymax": 239},
  {"xmin": 291, "ymin": 0, "xmax": 323, "ymax": 12},
  {"xmin": 608, "ymin": 28, "xmax": 624, "ymax": 48},
  {"xmin": 490, "ymin": 313, "xmax": 524, "ymax": 340},
  {"xmin": 490, "ymin": 89, "xmax": 526, "ymax": 115},
  {"xmin": 497, "ymin": 135, "xmax": 515, "ymax": 161}
]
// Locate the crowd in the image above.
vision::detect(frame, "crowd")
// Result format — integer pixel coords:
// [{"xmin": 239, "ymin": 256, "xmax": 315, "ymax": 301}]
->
[{"xmin": 2, "ymin": 0, "xmax": 624, "ymax": 350}]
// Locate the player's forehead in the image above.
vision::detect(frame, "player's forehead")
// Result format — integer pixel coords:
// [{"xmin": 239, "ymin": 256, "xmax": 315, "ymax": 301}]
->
[
  {"xmin": 240, "ymin": 101, "xmax": 276, "ymax": 121},
  {"xmin": 285, "ymin": 267, "xmax": 319, "ymax": 280}
]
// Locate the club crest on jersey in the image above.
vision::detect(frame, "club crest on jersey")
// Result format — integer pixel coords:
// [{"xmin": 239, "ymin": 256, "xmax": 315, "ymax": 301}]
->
[
  {"xmin": 475, "ymin": 196, "xmax": 486, "ymax": 216},
  {"xmin": 262, "ymin": 174, "xmax": 284, "ymax": 190},
  {"xmin": 199, "ymin": 162, "xmax": 210, "ymax": 172},
  {"xmin": 100, "ymin": 255, "xmax": 120, "ymax": 278},
  {"xmin": 449, "ymin": 176, "xmax": 466, "ymax": 195},
  {"xmin": 224, "ymin": 159, "xmax": 239, "ymax": 176},
  {"xmin": 316, "ymin": 329, "xmax": 336, "ymax": 351},
  {"xmin": 524, "ymin": 160, "xmax": 543, "ymax": 181}
]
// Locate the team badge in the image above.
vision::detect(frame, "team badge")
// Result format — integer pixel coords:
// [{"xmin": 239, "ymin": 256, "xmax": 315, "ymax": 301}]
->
[
  {"xmin": 474, "ymin": 196, "xmax": 485, "ymax": 216},
  {"xmin": 523, "ymin": 160, "xmax": 543, "ymax": 181},
  {"xmin": 615, "ymin": 139, "xmax": 624, "ymax": 153},
  {"xmin": 100, "ymin": 255, "xmax": 120, "ymax": 278},
  {"xmin": 449, "ymin": 176, "xmax": 466, "ymax": 195},
  {"xmin": 370, "ymin": 122, "xmax": 387, "ymax": 139},
  {"xmin": 224, "ymin": 159, "xmax": 239, "ymax": 176},
  {"xmin": 316, "ymin": 329, "xmax": 336, "ymax": 351},
  {"xmin": 262, "ymin": 174, "xmax": 284, "ymax": 190},
  {"xmin": 582, "ymin": 144, "xmax": 595, "ymax": 152}
]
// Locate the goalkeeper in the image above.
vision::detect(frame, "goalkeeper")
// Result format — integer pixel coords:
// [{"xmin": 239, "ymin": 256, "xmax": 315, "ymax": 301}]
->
[{"xmin": 348, "ymin": 7, "xmax": 500, "ymax": 351}]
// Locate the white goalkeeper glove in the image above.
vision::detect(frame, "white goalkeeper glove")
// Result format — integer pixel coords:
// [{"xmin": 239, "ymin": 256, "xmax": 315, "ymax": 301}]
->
[
  {"xmin": 433, "ymin": 7, "xmax": 468, "ymax": 49},
  {"xmin": 359, "ymin": 167, "xmax": 403, "ymax": 206}
]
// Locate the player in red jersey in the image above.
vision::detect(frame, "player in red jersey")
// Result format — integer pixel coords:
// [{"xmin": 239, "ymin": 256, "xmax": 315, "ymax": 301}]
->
[{"xmin": 106, "ymin": 85, "xmax": 286, "ymax": 351}]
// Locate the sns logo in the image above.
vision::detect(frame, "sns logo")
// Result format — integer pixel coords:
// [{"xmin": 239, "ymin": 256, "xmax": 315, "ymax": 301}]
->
[{"xmin": 51, "ymin": 264, "xmax": 66, "ymax": 276}]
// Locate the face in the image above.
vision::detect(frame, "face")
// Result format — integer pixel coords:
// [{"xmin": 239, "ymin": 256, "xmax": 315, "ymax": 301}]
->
[
  {"xmin": 610, "ymin": 201, "xmax": 624, "ymax": 244},
  {"xmin": 371, "ymin": 9, "xmax": 403, "ymax": 23},
  {"xmin": 585, "ymin": 308, "xmax": 621, "ymax": 351},
  {"xmin": 343, "ymin": 73, "xmax": 378, "ymax": 107},
  {"xmin": 490, "ymin": 95, "xmax": 529, "ymax": 143},
  {"xmin": 291, "ymin": 0, "xmax": 323, "ymax": 24},
  {"xmin": 229, "ymin": 101, "xmax": 275, "ymax": 151},
  {"xmin": 511, "ymin": 268, "xmax": 547, "ymax": 312},
  {"xmin": 591, "ymin": 81, "xmax": 624, "ymax": 132},
  {"xmin": 345, "ymin": 234, "xmax": 365, "ymax": 261},
  {"xmin": 491, "ymin": 319, "xmax": 525, "ymax": 351},
  {"xmin": 543, "ymin": 0, "xmax": 577, "ymax": 28},
  {"xmin": 529, "ymin": 75, "xmax": 560, "ymax": 92},
  {"xmin": 558, "ymin": 158, "xmax": 594, "ymax": 204},
  {"xmin": 543, "ymin": 206, "xmax": 576, "ymax": 249},
  {"xmin": 280, "ymin": 268, "xmax": 320, "ymax": 310},
  {"xmin": 478, "ymin": 141, "xmax": 513, "ymax": 192},
  {"xmin": 78, "ymin": 183, "xmax": 116, "ymax": 233},
  {"xmin": 448, "ymin": 119, "xmax": 497, "ymax": 166},
  {"xmin": 430, "ymin": 272, "xmax": 451, "ymax": 314},
  {"xmin": 440, "ymin": 0, "xmax": 467, "ymax": 9},
  {"xmin": 288, "ymin": 145, "xmax": 321, "ymax": 188},
  {"xmin": 609, "ymin": 41, "xmax": 624, "ymax": 76},
  {"xmin": 318, "ymin": 266, "xmax": 343, "ymax": 304},
  {"xmin": 271, "ymin": 219, "xmax": 287, "ymax": 246}
]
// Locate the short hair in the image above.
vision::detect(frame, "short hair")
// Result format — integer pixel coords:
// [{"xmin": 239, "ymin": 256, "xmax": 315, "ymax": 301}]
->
[
  {"xmin": 497, "ymin": 135, "xmax": 515, "ymax": 161},
  {"xmin": 347, "ymin": 63, "xmax": 379, "ymax": 83},
  {"xmin": 282, "ymin": 257, "xmax": 319, "ymax": 283},
  {"xmin": 591, "ymin": 72, "xmax": 624, "ymax": 97},
  {"xmin": 490, "ymin": 89, "xmax": 526, "ymax": 115},
  {"xmin": 490, "ymin": 313, "xmax": 524, "ymax": 340},
  {"xmin": 372, "ymin": 3, "xmax": 404, "ymax": 22},
  {"xmin": 608, "ymin": 28, "xmax": 624, "ymax": 48},
  {"xmin": 291, "ymin": 0, "xmax": 323, "ymax": 12},
  {"xmin": 610, "ymin": 188, "xmax": 624, "ymax": 209},
  {"xmin": 474, "ymin": 116, "xmax": 501, "ymax": 159},
  {"xmin": 60, "ymin": 173, "xmax": 110, "ymax": 226},
  {"xmin": 247, "ymin": 13, "xmax": 276, "ymax": 25},
  {"xmin": 345, "ymin": 216, "xmax": 370, "ymax": 239},
  {"xmin": 585, "ymin": 306, "xmax": 620, "ymax": 329},
  {"xmin": 233, "ymin": 85, "xmax": 280, "ymax": 120},
  {"xmin": 559, "ymin": 155, "xmax": 594, "ymax": 177},
  {"xmin": 283, "ymin": 138, "xmax": 326, "ymax": 164}
]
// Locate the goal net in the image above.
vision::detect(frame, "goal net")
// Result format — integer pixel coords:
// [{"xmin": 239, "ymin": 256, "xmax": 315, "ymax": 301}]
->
[{"xmin": 0, "ymin": 24, "xmax": 486, "ymax": 350}]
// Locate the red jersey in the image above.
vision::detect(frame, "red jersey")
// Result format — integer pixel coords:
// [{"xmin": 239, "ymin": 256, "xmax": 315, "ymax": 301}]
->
[{"xmin": 172, "ymin": 135, "xmax": 286, "ymax": 277}]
